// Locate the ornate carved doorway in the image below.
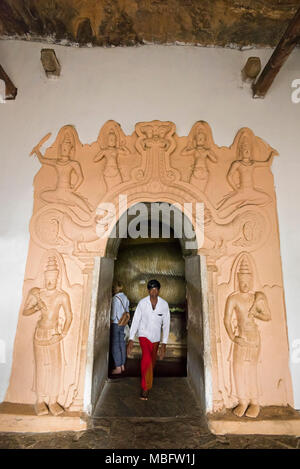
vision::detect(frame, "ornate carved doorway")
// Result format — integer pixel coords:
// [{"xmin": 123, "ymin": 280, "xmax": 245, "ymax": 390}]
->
[
  {"xmin": 2, "ymin": 119, "xmax": 294, "ymax": 433},
  {"xmin": 88, "ymin": 202, "xmax": 207, "ymax": 415}
]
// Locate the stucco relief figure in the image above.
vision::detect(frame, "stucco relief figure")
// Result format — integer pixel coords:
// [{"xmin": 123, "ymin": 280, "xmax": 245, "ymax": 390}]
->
[
  {"xmin": 22, "ymin": 257, "xmax": 73, "ymax": 416},
  {"xmin": 217, "ymin": 129, "xmax": 277, "ymax": 218},
  {"xmin": 139, "ymin": 124, "xmax": 171, "ymax": 152},
  {"xmin": 31, "ymin": 206, "xmax": 104, "ymax": 252},
  {"xmin": 204, "ymin": 208, "xmax": 267, "ymax": 250},
  {"xmin": 134, "ymin": 122, "xmax": 178, "ymax": 183},
  {"xmin": 224, "ymin": 257, "xmax": 271, "ymax": 418},
  {"xmin": 31, "ymin": 129, "xmax": 93, "ymax": 221},
  {"xmin": 181, "ymin": 121, "xmax": 217, "ymax": 192},
  {"xmin": 94, "ymin": 125, "xmax": 130, "ymax": 188}
]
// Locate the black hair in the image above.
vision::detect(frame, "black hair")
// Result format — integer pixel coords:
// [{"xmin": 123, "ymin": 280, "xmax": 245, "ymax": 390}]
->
[{"xmin": 147, "ymin": 279, "xmax": 161, "ymax": 290}]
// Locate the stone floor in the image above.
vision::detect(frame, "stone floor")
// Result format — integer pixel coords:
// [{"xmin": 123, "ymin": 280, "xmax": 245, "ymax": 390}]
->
[
  {"xmin": 94, "ymin": 377, "xmax": 202, "ymax": 418},
  {"xmin": 0, "ymin": 377, "xmax": 300, "ymax": 449}
]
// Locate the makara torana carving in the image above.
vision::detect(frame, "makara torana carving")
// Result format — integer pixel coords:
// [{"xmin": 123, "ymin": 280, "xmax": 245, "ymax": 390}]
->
[{"xmin": 5, "ymin": 120, "xmax": 292, "ymax": 426}]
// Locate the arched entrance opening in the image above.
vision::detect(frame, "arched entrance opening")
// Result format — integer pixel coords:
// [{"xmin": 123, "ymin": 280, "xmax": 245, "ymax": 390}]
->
[
  {"xmin": 111, "ymin": 224, "xmax": 187, "ymax": 378},
  {"xmin": 89, "ymin": 202, "xmax": 207, "ymax": 416}
]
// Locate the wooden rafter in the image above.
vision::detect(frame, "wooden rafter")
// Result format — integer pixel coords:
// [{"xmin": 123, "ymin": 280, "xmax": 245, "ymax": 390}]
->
[
  {"xmin": 0, "ymin": 65, "xmax": 17, "ymax": 100},
  {"xmin": 252, "ymin": 6, "xmax": 300, "ymax": 98}
]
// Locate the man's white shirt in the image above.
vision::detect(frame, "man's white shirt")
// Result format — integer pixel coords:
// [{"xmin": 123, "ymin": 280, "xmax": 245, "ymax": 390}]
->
[{"xmin": 129, "ymin": 296, "xmax": 170, "ymax": 344}]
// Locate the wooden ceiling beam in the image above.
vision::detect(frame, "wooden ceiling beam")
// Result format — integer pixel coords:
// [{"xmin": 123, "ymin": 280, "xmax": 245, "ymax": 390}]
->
[
  {"xmin": 252, "ymin": 6, "xmax": 300, "ymax": 98},
  {"xmin": 0, "ymin": 65, "xmax": 17, "ymax": 100}
]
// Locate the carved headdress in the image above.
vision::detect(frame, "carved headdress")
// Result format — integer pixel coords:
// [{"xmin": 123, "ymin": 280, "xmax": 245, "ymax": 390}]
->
[
  {"xmin": 45, "ymin": 256, "xmax": 59, "ymax": 276},
  {"xmin": 238, "ymin": 257, "xmax": 252, "ymax": 276},
  {"xmin": 236, "ymin": 128, "xmax": 255, "ymax": 160},
  {"xmin": 232, "ymin": 127, "xmax": 278, "ymax": 163},
  {"xmin": 186, "ymin": 121, "xmax": 215, "ymax": 150},
  {"xmin": 57, "ymin": 126, "xmax": 77, "ymax": 154},
  {"xmin": 44, "ymin": 125, "xmax": 82, "ymax": 159},
  {"xmin": 232, "ymin": 252, "xmax": 260, "ymax": 292},
  {"xmin": 97, "ymin": 120, "xmax": 126, "ymax": 150},
  {"xmin": 229, "ymin": 127, "xmax": 256, "ymax": 162}
]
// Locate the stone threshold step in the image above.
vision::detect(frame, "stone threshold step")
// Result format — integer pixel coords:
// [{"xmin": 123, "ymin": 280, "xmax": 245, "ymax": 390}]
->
[
  {"xmin": 0, "ymin": 403, "xmax": 87, "ymax": 433},
  {"xmin": 208, "ymin": 406, "xmax": 300, "ymax": 436}
]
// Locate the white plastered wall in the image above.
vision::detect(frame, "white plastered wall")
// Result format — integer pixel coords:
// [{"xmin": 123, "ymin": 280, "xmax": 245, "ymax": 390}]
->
[{"xmin": 0, "ymin": 40, "xmax": 299, "ymax": 407}]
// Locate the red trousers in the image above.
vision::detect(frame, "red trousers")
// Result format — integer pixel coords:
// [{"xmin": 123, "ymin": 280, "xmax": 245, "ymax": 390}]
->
[{"xmin": 139, "ymin": 337, "xmax": 159, "ymax": 391}]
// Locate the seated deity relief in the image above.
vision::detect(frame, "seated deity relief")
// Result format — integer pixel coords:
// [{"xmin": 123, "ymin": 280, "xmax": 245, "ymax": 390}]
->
[
  {"xmin": 30, "ymin": 125, "xmax": 108, "ymax": 253},
  {"xmin": 22, "ymin": 256, "xmax": 73, "ymax": 416},
  {"xmin": 224, "ymin": 254, "xmax": 271, "ymax": 418},
  {"xmin": 31, "ymin": 126, "xmax": 94, "ymax": 222},
  {"xmin": 216, "ymin": 128, "xmax": 277, "ymax": 218}
]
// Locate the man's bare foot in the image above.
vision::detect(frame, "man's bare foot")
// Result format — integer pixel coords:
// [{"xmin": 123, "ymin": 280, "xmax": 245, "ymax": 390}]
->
[
  {"xmin": 246, "ymin": 404, "xmax": 260, "ymax": 418},
  {"xmin": 111, "ymin": 366, "xmax": 122, "ymax": 375},
  {"xmin": 121, "ymin": 365, "xmax": 125, "ymax": 372},
  {"xmin": 48, "ymin": 402, "xmax": 64, "ymax": 416},
  {"xmin": 233, "ymin": 402, "xmax": 248, "ymax": 418},
  {"xmin": 35, "ymin": 401, "xmax": 48, "ymax": 416}
]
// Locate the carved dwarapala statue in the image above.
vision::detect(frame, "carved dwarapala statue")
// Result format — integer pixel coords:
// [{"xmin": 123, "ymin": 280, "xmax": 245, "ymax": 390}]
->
[
  {"xmin": 23, "ymin": 257, "xmax": 73, "ymax": 416},
  {"xmin": 224, "ymin": 257, "xmax": 271, "ymax": 418}
]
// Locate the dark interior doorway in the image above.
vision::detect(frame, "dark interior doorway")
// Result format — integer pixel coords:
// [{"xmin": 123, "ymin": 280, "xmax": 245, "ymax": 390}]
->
[
  {"xmin": 91, "ymin": 202, "xmax": 205, "ymax": 415},
  {"xmin": 108, "ymin": 224, "xmax": 187, "ymax": 378}
]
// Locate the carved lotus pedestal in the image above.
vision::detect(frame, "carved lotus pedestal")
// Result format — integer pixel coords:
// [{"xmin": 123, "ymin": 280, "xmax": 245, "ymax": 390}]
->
[{"xmin": 1, "ymin": 120, "xmax": 299, "ymax": 435}]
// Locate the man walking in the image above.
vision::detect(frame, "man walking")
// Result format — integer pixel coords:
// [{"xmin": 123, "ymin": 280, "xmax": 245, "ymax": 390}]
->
[{"xmin": 127, "ymin": 279, "xmax": 170, "ymax": 400}]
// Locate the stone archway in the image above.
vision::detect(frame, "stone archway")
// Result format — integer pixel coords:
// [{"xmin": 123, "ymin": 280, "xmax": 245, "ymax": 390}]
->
[
  {"xmin": 85, "ymin": 201, "xmax": 210, "ymax": 415},
  {"xmin": 1, "ymin": 120, "xmax": 295, "ymax": 433}
]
